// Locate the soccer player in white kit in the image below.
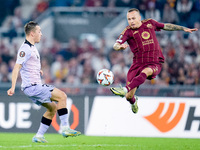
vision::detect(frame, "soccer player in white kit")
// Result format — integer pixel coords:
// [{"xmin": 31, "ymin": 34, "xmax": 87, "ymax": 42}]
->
[{"xmin": 7, "ymin": 21, "xmax": 81, "ymax": 143}]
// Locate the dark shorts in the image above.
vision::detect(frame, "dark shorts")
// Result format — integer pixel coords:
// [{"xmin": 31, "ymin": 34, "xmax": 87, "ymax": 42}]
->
[{"xmin": 126, "ymin": 62, "xmax": 162, "ymax": 86}]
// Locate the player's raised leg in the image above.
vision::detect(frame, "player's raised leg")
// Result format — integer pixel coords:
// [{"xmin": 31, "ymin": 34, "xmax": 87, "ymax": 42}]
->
[
  {"xmin": 110, "ymin": 67, "xmax": 153, "ymax": 113},
  {"xmin": 110, "ymin": 85, "xmax": 139, "ymax": 113},
  {"xmin": 110, "ymin": 85, "xmax": 127, "ymax": 97},
  {"xmin": 125, "ymin": 88, "xmax": 139, "ymax": 113},
  {"xmin": 50, "ymin": 88, "xmax": 81, "ymax": 137}
]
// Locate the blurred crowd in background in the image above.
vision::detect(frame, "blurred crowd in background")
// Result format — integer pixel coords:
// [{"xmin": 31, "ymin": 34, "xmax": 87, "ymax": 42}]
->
[{"xmin": 0, "ymin": 0, "xmax": 200, "ymax": 87}]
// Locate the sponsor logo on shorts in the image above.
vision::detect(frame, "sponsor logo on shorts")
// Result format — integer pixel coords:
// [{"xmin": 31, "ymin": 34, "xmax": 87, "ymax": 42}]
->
[{"xmin": 153, "ymin": 66, "xmax": 159, "ymax": 73}]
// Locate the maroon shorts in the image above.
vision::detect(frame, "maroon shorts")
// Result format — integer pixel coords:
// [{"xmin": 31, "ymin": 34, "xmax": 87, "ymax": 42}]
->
[{"xmin": 126, "ymin": 62, "xmax": 162, "ymax": 86}]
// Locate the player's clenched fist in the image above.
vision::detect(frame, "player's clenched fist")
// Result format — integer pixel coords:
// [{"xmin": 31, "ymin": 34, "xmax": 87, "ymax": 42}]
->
[{"xmin": 7, "ymin": 88, "xmax": 15, "ymax": 96}]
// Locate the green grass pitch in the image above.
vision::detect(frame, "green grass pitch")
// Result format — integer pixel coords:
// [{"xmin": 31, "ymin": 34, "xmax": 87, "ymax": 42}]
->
[{"xmin": 0, "ymin": 133, "xmax": 199, "ymax": 150}]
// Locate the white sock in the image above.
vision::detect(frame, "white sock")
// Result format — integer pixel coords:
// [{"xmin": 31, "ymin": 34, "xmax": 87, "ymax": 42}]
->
[
  {"xmin": 36, "ymin": 123, "xmax": 50, "ymax": 137},
  {"xmin": 123, "ymin": 87, "xmax": 128, "ymax": 93},
  {"xmin": 59, "ymin": 114, "xmax": 68, "ymax": 127}
]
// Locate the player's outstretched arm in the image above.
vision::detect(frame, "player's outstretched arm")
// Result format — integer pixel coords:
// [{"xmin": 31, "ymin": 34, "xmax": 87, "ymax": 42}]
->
[
  {"xmin": 7, "ymin": 64, "xmax": 22, "ymax": 96},
  {"xmin": 163, "ymin": 23, "xmax": 198, "ymax": 33},
  {"xmin": 113, "ymin": 43, "xmax": 129, "ymax": 51}
]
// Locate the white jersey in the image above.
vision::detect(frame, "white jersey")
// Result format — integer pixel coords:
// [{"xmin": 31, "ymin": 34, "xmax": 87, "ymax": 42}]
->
[{"xmin": 16, "ymin": 40, "xmax": 42, "ymax": 89}]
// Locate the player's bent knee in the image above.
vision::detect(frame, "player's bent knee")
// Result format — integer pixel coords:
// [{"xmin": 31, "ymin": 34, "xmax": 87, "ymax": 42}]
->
[
  {"xmin": 60, "ymin": 91, "xmax": 67, "ymax": 101},
  {"xmin": 142, "ymin": 67, "xmax": 153, "ymax": 76},
  {"xmin": 52, "ymin": 102, "xmax": 57, "ymax": 110},
  {"xmin": 49, "ymin": 102, "xmax": 57, "ymax": 114},
  {"xmin": 51, "ymin": 88, "xmax": 67, "ymax": 102}
]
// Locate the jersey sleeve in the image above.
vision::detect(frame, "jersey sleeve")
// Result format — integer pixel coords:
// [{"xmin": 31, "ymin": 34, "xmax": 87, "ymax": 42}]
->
[
  {"xmin": 150, "ymin": 19, "xmax": 164, "ymax": 31},
  {"xmin": 116, "ymin": 26, "xmax": 130, "ymax": 44},
  {"xmin": 16, "ymin": 48, "xmax": 31, "ymax": 65}
]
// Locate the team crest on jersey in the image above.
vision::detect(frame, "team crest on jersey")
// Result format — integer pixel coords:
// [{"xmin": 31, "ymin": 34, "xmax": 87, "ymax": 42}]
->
[
  {"xmin": 141, "ymin": 31, "xmax": 150, "ymax": 40},
  {"xmin": 147, "ymin": 24, "xmax": 152, "ymax": 28},
  {"xmin": 19, "ymin": 51, "xmax": 25, "ymax": 57}
]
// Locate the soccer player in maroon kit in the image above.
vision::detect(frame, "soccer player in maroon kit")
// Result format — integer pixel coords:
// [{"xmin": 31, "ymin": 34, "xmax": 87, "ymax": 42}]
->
[{"xmin": 110, "ymin": 8, "xmax": 198, "ymax": 113}]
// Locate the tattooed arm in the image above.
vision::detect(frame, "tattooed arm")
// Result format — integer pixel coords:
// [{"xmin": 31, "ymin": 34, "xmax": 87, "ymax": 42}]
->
[{"xmin": 163, "ymin": 23, "xmax": 198, "ymax": 33}]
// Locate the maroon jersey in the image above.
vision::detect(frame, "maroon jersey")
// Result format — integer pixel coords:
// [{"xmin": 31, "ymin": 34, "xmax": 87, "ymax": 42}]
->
[{"xmin": 116, "ymin": 19, "xmax": 165, "ymax": 63}]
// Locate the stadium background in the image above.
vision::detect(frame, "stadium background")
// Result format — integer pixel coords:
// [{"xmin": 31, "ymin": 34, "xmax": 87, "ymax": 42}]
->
[{"xmin": 0, "ymin": 0, "xmax": 200, "ymax": 138}]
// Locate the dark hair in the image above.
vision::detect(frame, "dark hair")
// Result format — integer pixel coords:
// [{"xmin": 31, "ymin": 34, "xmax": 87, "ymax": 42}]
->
[
  {"xmin": 128, "ymin": 8, "xmax": 140, "ymax": 14},
  {"xmin": 24, "ymin": 21, "xmax": 38, "ymax": 35}
]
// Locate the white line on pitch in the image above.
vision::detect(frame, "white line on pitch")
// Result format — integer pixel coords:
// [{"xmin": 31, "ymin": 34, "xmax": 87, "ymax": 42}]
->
[{"xmin": 0, "ymin": 144, "xmax": 139, "ymax": 149}]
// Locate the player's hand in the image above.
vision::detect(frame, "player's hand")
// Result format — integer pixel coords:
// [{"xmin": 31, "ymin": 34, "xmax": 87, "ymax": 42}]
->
[
  {"xmin": 40, "ymin": 70, "xmax": 43, "ymax": 76},
  {"xmin": 113, "ymin": 43, "xmax": 129, "ymax": 51},
  {"xmin": 7, "ymin": 88, "xmax": 15, "ymax": 96},
  {"xmin": 184, "ymin": 28, "xmax": 198, "ymax": 33},
  {"xmin": 119, "ymin": 44, "xmax": 129, "ymax": 50}
]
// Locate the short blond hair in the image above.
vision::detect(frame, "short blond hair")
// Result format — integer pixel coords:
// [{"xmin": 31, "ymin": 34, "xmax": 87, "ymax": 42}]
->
[{"xmin": 128, "ymin": 8, "xmax": 140, "ymax": 14}]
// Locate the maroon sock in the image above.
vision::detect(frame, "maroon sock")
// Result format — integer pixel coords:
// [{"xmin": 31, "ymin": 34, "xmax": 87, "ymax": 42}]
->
[
  {"xmin": 126, "ymin": 72, "xmax": 147, "ymax": 92},
  {"xmin": 127, "ymin": 96, "xmax": 136, "ymax": 104}
]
